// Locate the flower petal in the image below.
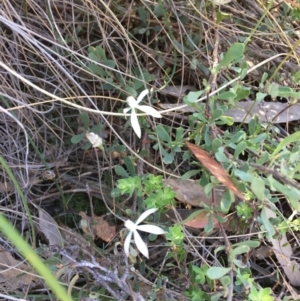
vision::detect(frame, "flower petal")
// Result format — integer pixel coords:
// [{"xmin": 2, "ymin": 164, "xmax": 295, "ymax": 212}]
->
[
  {"xmin": 133, "ymin": 230, "xmax": 149, "ymax": 258},
  {"xmin": 123, "ymin": 107, "xmax": 131, "ymax": 115},
  {"xmin": 125, "ymin": 219, "xmax": 136, "ymax": 231},
  {"xmin": 86, "ymin": 132, "xmax": 103, "ymax": 148},
  {"xmin": 130, "ymin": 109, "xmax": 141, "ymax": 138},
  {"xmin": 126, "ymin": 96, "xmax": 138, "ymax": 108},
  {"xmin": 136, "ymin": 89, "xmax": 149, "ymax": 104},
  {"xmin": 124, "ymin": 231, "xmax": 133, "ymax": 257},
  {"xmin": 136, "ymin": 224, "xmax": 166, "ymax": 235},
  {"xmin": 136, "ymin": 208, "xmax": 158, "ymax": 225},
  {"xmin": 137, "ymin": 105, "xmax": 162, "ymax": 118}
]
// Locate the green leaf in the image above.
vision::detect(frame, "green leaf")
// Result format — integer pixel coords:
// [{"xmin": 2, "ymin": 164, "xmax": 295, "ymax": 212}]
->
[
  {"xmin": 80, "ymin": 112, "xmax": 90, "ymax": 129},
  {"xmin": 268, "ymin": 82, "xmax": 279, "ymax": 99},
  {"xmin": 220, "ymin": 190, "xmax": 234, "ymax": 213},
  {"xmin": 231, "ymin": 245, "xmax": 250, "ymax": 257},
  {"xmin": 234, "ymin": 169, "xmax": 253, "ymax": 182},
  {"xmin": 88, "ymin": 64, "xmax": 107, "ymax": 77},
  {"xmin": 71, "ymin": 133, "xmax": 85, "ymax": 144},
  {"xmin": 269, "ymin": 178, "xmax": 300, "ymax": 211},
  {"xmin": 216, "ymin": 43, "xmax": 245, "ymax": 71},
  {"xmin": 206, "ymin": 267, "xmax": 232, "ymax": 280},
  {"xmin": 220, "ymin": 275, "xmax": 231, "ymax": 287},
  {"xmin": 249, "ymin": 133, "xmax": 267, "ymax": 144},
  {"xmin": 215, "ymin": 152, "xmax": 230, "ymax": 163},
  {"xmin": 183, "ymin": 90, "xmax": 205, "ymax": 104},
  {"xmin": 215, "ymin": 91, "xmax": 236, "ymax": 101},
  {"xmin": 93, "ymin": 45, "xmax": 106, "ymax": 60},
  {"xmin": 102, "ymin": 60, "xmax": 115, "ymax": 69},
  {"xmin": 261, "ymin": 207, "xmax": 276, "ymax": 239},
  {"xmin": 156, "ymin": 125, "xmax": 171, "ymax": 142},
  {"xmin": 232, "ymin": 240, "xmax": 260, "ymax": 248},
  {"xmin": 90, "ymin": 123, "xmax": 103, "ymax": 133},
  {"xmin": 114, "ymin": 165, "xmax": 129, "ymax": 178},
  {"xmin": 204, "ymin": 215, "xmax": 214, "ymax": 233},
  {"xmin": 230, "ymin": 131, "xmax": 246, "ymax": 144},
  {"xmin": 181, "ymin": 169, "xmax": 201, "ymax": 180},
  {"xmin": 163, "ymin": 151, "xmax": 175, "ymax": 164},
  {"xmin": 251, "ymin": 177, "xmax": 265, "ymax": 200},
  {"xmin": 234, "ymin": 86, "xmax": 250, "ymax": 102},
  {"xmin": 211, "ymin": 109, "xmax": 223, "ymax": 121},
  {"xmin": 234, "ymin": 141, "xmax": 247, "ymax": 158},
  {"xmin": 249, "ymin": 118, "xmax": 257, "ymax": 135},
  {"xmin": 124, "ymin": 157, "xmax": 136, "ymax": 177},
  {"xmin": 271, "ymin": 130, "xmax": 300, "ymax": 159}
]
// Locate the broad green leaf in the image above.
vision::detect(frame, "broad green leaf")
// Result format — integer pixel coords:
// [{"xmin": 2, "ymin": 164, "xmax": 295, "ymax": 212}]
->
[
  {"xmin": 156, "ymin": 125, "xmax": 171, "ymax": 142},
  {"xmin": 206, "ymin": 267, "xmax": 232, "ymax": 280},
  {"xmin": 231, "ymin": 245, "xmax": 250, "ymax": 257},
  {"xmin": 88, "ymin": 64, "xmax": 107, "ymax": 77},
  {"xmin": 125, "ymin": 86, "xmax": 137, "ymax": 97},
  {"xmin": 215, "ymin": 91, "xmax": 236, "ymax": 101},
  {"xmin": 251, "ymin": 177, "xmax": 265, "ymax": 200},
  {"xmin": 235, "ymin": 86, "xmax": 250, "ymax": 101},
  {"xmin": 220, "ymin": 275, "xmax": 231, "ymax": 287},
  {"xmin": 215, "ymin": 152, "xmax": 230, "ymax": 163},
  {"xmin": 80, "ymin": 112, "xmax": 90, "ymax": 129},
  {"xmin": 88, "ymin": 52, "xmax": 100, "ymax": 63},
  {"xmin": 124, "ymin": 157, "xmax": 136, "ymax": 177},
  {"xmin": 71, "ymin": 133, "xmax": 85, "ymax": 144},
  {"xmin": 261, "ymin": 206, "xmax": 275, "ymax": 238},
  {"xmin": 93, "ymin": 45, "xmax": 106, "ymax": 60},
  {"xmin": 90, "ymin": 123, "xmax": 103, "ymax": 133},
  {"xmin": 204, "ymin": 215, "xmax": 214, "ymax": 233},
  {"xmin": 234, "ymin": 169, "xmax": 253, "ymax": 182},
  {"xmin": 181, "ymin": 169, "xmax": 201, "ymax": 180},
  {"xmin": 268, "ymin": 82, "xmax": 279, "ymax": 99},
  {"xmin": 184, "ymin": 90, "xmax": 205, "ymax": 104},
  {"xmin": 220, "ymin": 190, "xmax": 233, "ymax": 213},
  {"xmin": 211, "ymin": 109, "xmax": 223, "ymax": 121},
  {"xmin": 230, "ymin": 131, "xmax": 246, "ymax": 144},
  {"xmin": 256, "ymin": 92, "xmax": 268, "ymax": 101},
  {"xmin": 234, "ymin": 141, "xmax": 247, "ymax": 158},
  {"xmin": 102, "ymin": 60, "xmax": 115, "ymax": 69},
  {"xmin": 163, "ymin": 151, "xmax": 175, "ymax": 164},
  {"xmin": 277, "ymin": 86, "xmax": 300, "ymax": 99},
  {"xmin": 114, "ymin": 165, "xmax": 129, "ymax": 178},
  {"xmin": 249, "ymin": 133, "xmax": 267, "ymax": 144},
  {"xmin": 216, "ymin": 43, "xmax": 245, "ymax": 71},
  {"xmin": 269, "ymin": 178, "xmax": 300, "ymax": 211}
]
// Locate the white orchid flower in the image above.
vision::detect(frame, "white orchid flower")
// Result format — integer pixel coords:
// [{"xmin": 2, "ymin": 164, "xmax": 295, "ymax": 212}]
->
[
  {"xmin": 86, "ymin": 132, "xmax": 104, "ymax": 150},
  {"xmin": 124, "ymin": 208, "xmax": 166, "ymax": 258},
  {"xmin": 123, "ymin": 89, "xmax": 162, "ymax": 138}
]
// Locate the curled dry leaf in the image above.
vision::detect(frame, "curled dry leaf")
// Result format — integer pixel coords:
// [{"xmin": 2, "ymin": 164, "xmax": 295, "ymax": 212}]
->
[
  {"xmin": 79, "ymin": 212, "xmax": 117, "ymax": 242},
  {"xmin": 165, "ymin": 178, "xmax": 225, "ymax": 207},
  {"xmin": 186, "ymin": 142, "xmax": 245, "ymax": 200}
]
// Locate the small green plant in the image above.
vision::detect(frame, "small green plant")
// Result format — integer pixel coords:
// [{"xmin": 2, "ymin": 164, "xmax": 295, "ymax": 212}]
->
[{"xmin": 111, "ymin": 174, "xmax": 176, "ymax": 210}]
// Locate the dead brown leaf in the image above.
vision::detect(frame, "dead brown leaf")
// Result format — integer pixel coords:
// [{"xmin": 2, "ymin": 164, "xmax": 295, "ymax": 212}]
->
[
  {"xmin": 165, "ymin": 178, "xmax": 225, "ymax": 207},
  {"xmin": 92, "ymin": 215, "xmax": 117, "ymax": 242},
  {"xmin": 79, "ymin": 212, "xmax": 117, "ymax": 242},
  {"xmin": 0, "ymin": 247, "xmax": 38, "ymax": 291},
  {"xmin": 186, "ymin": 142, "xmax": 245, "ymax": 200}
]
